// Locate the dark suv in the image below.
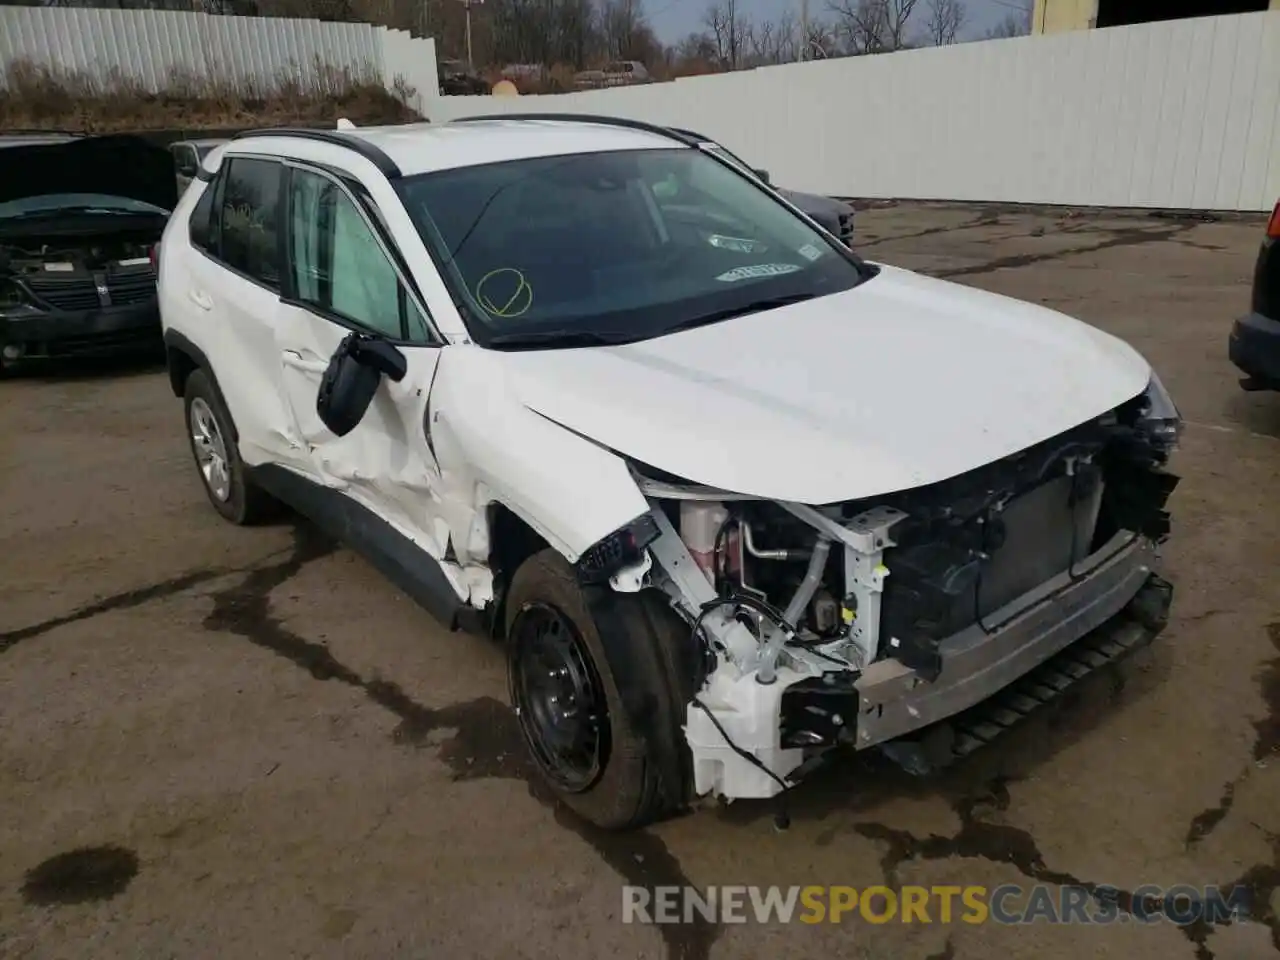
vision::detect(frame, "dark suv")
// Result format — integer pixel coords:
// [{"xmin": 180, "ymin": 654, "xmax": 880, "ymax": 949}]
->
[{"xmin": 1229, "ymin": 200, "xmax": 1280, "ymax": 391}]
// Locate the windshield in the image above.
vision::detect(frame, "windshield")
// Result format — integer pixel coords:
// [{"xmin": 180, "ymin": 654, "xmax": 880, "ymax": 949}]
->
[
  {"xmin": 0, "ymin": 192, "xmax": 169, "ymax": 219},
  {"xmin": 395, "ymin": 147, "xmax": 869, "ymax": 346}
]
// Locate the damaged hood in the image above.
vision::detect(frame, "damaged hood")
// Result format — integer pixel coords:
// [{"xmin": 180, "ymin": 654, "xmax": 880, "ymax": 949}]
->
[
  {"xmin": 0, "ymin": 134, "xmax": 177, "ymax": 212},
  {"xmin": 501, "ymin": 265, "xmax": 1153, "ymax": 504}
]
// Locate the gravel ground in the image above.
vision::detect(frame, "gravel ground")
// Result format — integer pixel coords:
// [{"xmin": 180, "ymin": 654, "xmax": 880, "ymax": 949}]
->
[{"xmin": 2, "ymin": 203, "xmax": 1278, "ymax": 960}]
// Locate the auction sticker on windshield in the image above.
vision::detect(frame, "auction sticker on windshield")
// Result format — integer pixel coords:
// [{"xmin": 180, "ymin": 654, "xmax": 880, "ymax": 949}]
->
[
  {"xmin": 797, "ymin": 243, "xmax": 824, "ymax": 261},
  {"xmin": 716, "ymin": 263, "xmax": 801, "ymax": 282}
]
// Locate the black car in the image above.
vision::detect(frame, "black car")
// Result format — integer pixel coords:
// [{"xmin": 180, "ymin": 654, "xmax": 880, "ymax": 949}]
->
[
  {"xmin": 1229, "ymin": 200, "xmax": 1280, "ymax": 391},
  {"xmin": 439, "ymin": 58, "xmax": 489, "ymax": 95},
  {"xmin": 0, "ymin": 133, "xmax": 176, "ymax": 374}
]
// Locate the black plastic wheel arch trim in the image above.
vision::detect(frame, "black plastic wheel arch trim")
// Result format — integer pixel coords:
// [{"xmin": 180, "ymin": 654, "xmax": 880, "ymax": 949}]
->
[{"xmin": 163, "ymin": 329, "xmax": 240, "ymax": 444}]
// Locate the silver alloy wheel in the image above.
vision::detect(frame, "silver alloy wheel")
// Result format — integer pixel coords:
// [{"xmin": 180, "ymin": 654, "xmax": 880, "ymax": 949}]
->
[{"xmin": 189, "ymin": 397, "xmax": 231, "ymax": 502}]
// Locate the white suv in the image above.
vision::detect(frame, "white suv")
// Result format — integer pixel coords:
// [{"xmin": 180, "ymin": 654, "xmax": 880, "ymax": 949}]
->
[{"xmin": 158, "ymin": 116, "xmax": 1181, "ymax": 830}]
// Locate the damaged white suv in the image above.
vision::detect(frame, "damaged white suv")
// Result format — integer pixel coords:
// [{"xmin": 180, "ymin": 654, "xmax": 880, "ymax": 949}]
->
[{"xmin": 158, "ymin": 115, "xmax": 1180, "ymax": 830}]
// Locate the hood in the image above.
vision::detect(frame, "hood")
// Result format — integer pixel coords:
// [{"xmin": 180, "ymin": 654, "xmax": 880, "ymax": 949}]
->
[
  {"xmin": 779, "ymin": 188, "xmax": 851, "ymax": 220},
  {"xmin": 0, "ymin": 134, "xmax": 177, "ymax": 212},
  {"xmin": 500, "ymin": 265, "xmax": 1152, "ymax": 504}
]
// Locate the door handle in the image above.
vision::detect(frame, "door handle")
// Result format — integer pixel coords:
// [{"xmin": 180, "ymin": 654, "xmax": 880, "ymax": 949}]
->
[
  {"xmin": 189, "ymin": 290, "xmax": 213, "ymax": 311},
  {"xmin": 282, "ymin": 349, "xmax": 329, "ymax": 374}
]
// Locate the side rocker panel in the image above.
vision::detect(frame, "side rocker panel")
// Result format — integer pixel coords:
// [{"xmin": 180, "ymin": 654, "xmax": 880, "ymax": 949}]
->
[{"xmin": 250, "ymin": 464, "xmax": 465, "ymax": 630}]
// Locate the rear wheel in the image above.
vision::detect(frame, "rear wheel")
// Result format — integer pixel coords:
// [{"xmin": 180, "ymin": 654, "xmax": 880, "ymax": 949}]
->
[
  {"xmin": 182, "ymin": 368, "xmax": 278, "ymax": 525},
  {"xmin": 506, "ymin": 548, "xmax": 696, "ymax": 830}
]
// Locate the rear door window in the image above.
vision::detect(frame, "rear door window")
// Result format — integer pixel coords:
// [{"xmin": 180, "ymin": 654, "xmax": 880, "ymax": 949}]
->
[{"xmin": 219, "ymin": 157, "xmax": 282, "ymax": 290}]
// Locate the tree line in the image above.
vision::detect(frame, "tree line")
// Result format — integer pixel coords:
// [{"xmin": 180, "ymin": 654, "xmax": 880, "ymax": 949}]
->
[{"xmin": 12, "ymin": 0, "xmax": 1034, "ymax": 75}]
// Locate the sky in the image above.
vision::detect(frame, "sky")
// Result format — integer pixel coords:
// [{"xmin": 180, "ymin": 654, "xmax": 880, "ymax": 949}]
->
[{"xmin": 646, "ymin": 0, "xmax": 1029, "ymax": 45}]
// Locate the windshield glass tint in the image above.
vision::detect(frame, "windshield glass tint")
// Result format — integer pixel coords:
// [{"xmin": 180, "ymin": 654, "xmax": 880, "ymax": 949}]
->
[
  {"xmin": 0, "ymin": 193, "xmax": 168, "ymax": 218},
  {"xmin": 394, "ymin": 148, "xmax": 865, "ymax": 343}
]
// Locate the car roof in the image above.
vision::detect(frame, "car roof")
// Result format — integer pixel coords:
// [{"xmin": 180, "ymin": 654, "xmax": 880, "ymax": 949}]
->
[{"xmin": 231, "ymin": 119, "xmax": 686, "ymax": 178}]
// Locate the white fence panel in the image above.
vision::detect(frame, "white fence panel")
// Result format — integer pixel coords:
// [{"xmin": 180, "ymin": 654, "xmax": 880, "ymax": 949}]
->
[
  {"xmin": 3, "ymin": 6, "xmax": 1278, "ymax": 210},
  {"xmin": 0, "ymin": 5, "xmax": 439, "ymax": 95},
  {"xmin": 433, "ymin": 11, "xmax": 1280, "ymax": 212}
]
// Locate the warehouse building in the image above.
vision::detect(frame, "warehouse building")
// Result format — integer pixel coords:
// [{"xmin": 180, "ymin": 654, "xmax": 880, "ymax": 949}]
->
[{"xmin": 1032, "ymin": 0, "xmax": 1279, "ymax": 32}]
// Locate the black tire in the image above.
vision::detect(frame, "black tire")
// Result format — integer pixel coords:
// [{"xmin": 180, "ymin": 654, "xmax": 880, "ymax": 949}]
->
[
  {"xmin": 182, "ymin": 367, "xmax": 278, "ymax": 525},
  {"xmin": 505, "ymin": 548, "xmax": 697, "ymax": 830}
]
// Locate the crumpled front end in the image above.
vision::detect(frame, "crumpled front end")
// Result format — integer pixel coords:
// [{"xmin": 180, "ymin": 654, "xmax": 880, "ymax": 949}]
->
[{"xmin": 604, "ymin": 376, "xmax": 1180, "ymax": 803}]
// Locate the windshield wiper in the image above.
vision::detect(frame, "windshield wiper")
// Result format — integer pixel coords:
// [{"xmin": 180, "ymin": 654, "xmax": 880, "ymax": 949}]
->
[
  {"xmin": 663, "ymin": 293, "xmax": 817, "ymax": 335},
  {"xmin": 485, "ymin": 328, "xmax": 643, "ymax": 350}
]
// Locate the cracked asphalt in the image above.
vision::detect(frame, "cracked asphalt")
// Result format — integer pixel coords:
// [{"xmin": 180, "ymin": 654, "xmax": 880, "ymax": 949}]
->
[{"xmin": 2, "ymin": 202, "xmax": 1279, "ymax": 960}]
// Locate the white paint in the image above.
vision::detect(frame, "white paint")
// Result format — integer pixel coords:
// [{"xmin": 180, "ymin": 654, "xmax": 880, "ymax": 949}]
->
[
  {"xmin": 158, "ymin": 122, "xmax": 1174, "ymax": 805},
  {"xmin": 501, "ymin": 263, "xmax": 1152, "ymax": 503}
]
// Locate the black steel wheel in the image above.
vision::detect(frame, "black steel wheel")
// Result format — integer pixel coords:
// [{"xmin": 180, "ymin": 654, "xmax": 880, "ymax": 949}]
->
[{"xmin": 509, "ymin": 601, "xmax": 610, "ymax": 793}]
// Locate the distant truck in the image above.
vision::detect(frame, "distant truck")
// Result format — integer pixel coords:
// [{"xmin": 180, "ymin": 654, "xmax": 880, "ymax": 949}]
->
[{"xmin": 574, "ymin": 60, "xmax": 651, "ymax": 89}]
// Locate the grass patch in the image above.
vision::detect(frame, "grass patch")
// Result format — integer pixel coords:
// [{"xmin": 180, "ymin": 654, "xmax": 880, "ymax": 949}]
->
[{"xmin": 0, "ymin": 57, "xmax": 422, "ymax": 133}]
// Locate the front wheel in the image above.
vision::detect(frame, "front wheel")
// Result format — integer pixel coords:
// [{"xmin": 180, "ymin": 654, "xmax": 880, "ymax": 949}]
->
[{"xmin": 505, "ymin": 548, "xmax": 696, "ymax": 830}]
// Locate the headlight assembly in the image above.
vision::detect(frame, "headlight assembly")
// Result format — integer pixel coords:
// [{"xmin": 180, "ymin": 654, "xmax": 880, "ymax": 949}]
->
[{"xmin": 1136, "ymin": 372, "xmax": 1183, "ymax": 458}]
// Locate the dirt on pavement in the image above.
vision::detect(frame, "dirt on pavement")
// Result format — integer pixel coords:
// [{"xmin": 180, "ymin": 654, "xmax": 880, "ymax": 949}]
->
[{"xmin": 1, "ymin": 203, "xmax": 1278, "ymax": 960}]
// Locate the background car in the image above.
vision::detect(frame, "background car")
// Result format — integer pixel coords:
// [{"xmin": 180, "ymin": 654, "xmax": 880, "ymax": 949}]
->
[
  {"xmin": 438, "ymin": 58, "xmax": 489, "ymax": 95},
  {"xmin": 671, "ymin": 128, "xmax": 856, "ymax": 247},
  {"xmin": 0, "ymin": 133, "xmax": 176, "ymax": 374},
  {"xmin": 170, "ymin": 138, "xmax": 229, "ymax": 195},
  {"xmin": 1229, "ymin": 197, "xmax": 1280, "ymax": 391}
]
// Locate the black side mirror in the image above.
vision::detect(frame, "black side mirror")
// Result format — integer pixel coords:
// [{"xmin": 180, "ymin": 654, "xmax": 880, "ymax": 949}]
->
[
  {"xmin": 753, "ymin": 168, "xmax": 772, "ymax": 185},
  {"xmin": 316, "ymin": 332, "xmax": 406, "ymax": 437}
]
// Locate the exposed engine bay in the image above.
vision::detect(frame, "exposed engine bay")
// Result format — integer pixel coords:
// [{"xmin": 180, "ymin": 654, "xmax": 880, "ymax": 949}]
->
[
  {"xmin": 616, "ymin": 381, "xmax": 1180, "ymax": 806},
  {"xmin": 1, "ymin": 231, "xmax": 161, "ymax": 313},
  {"xmin": 0, "ymin": 235, "xmax": 158, "ymax": 273}
]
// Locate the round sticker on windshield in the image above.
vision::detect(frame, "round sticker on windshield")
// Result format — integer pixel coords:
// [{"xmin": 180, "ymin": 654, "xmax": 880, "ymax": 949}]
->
[{"xmin": 716, "ymin": 263, "xmax": 801, "ymax": 283}]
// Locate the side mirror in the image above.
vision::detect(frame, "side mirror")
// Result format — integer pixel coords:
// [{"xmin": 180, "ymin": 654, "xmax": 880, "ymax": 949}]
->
[
  {"xmin": 753, "ymin": 168, "xmax": 772, "ymax": 185},
  {"xmin": 316, "ymin": 332, "xmax": 406, "ymax": 437},
  {"xmin": 176, "ymin": 161, "xmax": 197, "ymax": 178}
]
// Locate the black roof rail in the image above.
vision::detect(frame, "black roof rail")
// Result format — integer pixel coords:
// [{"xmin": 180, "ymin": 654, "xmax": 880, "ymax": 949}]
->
[
  {"xmin": 232, "ymin": 127, "xmax": 401, "ymax": 178},
  {"xmin": 449, "ymin": 113, "xmax": 699, "ymax": 147}
]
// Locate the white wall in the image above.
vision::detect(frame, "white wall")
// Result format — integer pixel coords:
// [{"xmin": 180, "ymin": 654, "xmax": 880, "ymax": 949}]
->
[
  {"xmin": 0, "ymin": 5, "xmax": 438, "ymax": 117},
  {"xmin": 2, "ymin": 8, "xmax": 1277, "ymax": 211},
  {"xmin": 432, "ymin": 11, "xmax": 1280, "ymax": 213}
]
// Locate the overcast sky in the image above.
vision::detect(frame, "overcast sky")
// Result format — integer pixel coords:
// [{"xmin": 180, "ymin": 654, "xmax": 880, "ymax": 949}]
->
[{"xmin": 647, "ymin": 0, "xmax": 1031, "ymax": 44}]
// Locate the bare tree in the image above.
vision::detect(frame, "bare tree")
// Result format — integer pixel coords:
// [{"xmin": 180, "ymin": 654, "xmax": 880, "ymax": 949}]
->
[
  {"xmin": 984, "ymin": 2, "xmax": 1031, "ymax": 38},
  {"xmin": 923, "ymin": 0, "xmax": 964, "ymax": 45},
  {"xmin": 828, "ymin": 0, "xmax": 919, "ymax": 54},
  {"xmin": 703, "ymin": 0, "xmax": 749, "ymax": 70}
]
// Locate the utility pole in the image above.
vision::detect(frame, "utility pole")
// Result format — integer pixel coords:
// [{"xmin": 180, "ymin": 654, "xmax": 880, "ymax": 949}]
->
[
  {"xmin": 799, "ymin": 0, "xmax": 809, "ymax": 62},
  {"xmin": 465, "ymin": 0, "xmax": 473, "ymax": 68},
  {"xmin": 457, "ymin": 0, "xmax": 482, "ymax": 69}
]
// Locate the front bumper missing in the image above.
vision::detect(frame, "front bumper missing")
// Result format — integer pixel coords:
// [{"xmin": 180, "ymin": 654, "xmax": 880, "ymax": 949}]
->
[{"xmin": 780, "ymin": 532, "xmax": 1171, "ymax": 767}]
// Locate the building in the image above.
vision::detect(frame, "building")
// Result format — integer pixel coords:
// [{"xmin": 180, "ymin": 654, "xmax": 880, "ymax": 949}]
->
[{"xmin": 1032, "ymin": 0, "xmax": 1280, "ymax": 33}]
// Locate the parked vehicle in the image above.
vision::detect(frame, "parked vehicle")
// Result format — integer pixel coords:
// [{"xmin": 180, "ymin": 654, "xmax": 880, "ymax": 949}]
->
[
  {"xmin": 1229, "ymin": 198, "xmax": 1280, "ymax": 391},
  {"xmin": 669, "ymin": 128, "xmax": 856, "ymax": 246},
  {"xmin": 157, "ymin": 115, "xmax": 1179, "ymax": 831},
  {"xmin": 574, "ymin": 60, "xmax": 651, "ymax": 89},
  {"xmin": 0, "ymin": 133, "xmax": 176, "ymax": 373},
  {"xmin": 439, "ymin": 58, "xmax": 489, "ymax": 95},
  {"xmin": 171, "ymin": 139, "xmax": 229, "ymax": 195}
]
